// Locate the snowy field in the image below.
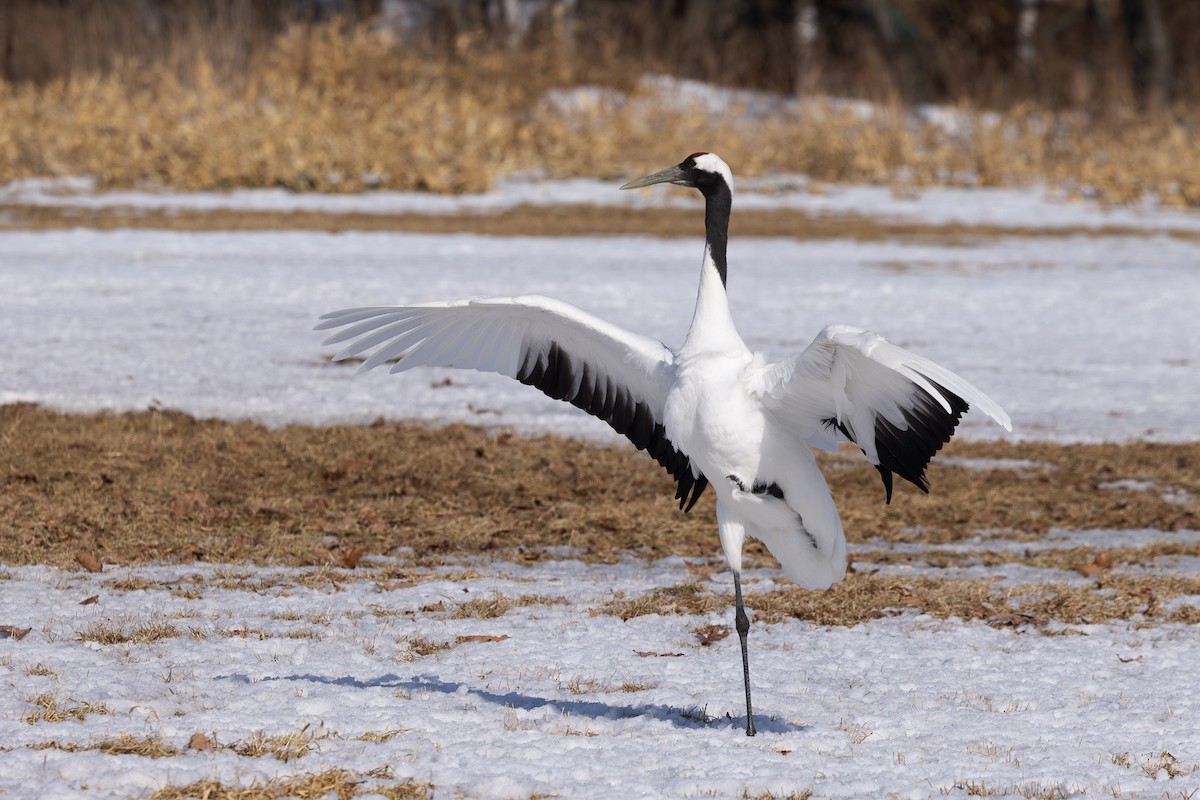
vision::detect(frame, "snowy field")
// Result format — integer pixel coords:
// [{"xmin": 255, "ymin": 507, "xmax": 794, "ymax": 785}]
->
[
  {"xmin": 2, "ymin": 181, "xmax": 1199, "ymax": 798},
  {"xmin": 3, "ymin": 226, "xmax": 1199, "ymax": 442},
  {"xmin": 2, "ymin": 549, "xmax": 1198, "ymax": 800}
]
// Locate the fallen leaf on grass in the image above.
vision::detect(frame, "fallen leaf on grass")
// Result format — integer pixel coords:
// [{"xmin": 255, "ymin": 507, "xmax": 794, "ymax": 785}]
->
[
  {"xmin": 455, "ymin": 634, "xmax": 510, "ymax": 644},
  {"xmin": 691, "ymin": 623, "xmax": 730, "ymax": 646},
  {"xmin": 374, "ymin": 580, "xmax": 416, "ymax": 592},
  {"xmin": 187, "ymin": 732, "xmax": 214, "ymax": 751},
  {"xmin": 79, "ymin": 595, "xmax": 99, "ymax": 605},
  {"xmin": 1074, "ymin": 551, "xmax": 1115, "ymax": 577},
  {"xmin": 75, "ymin": 552, "xmax": 102, "ymax": 573},
  {"xmin": 635, "ymin": 650, "xmax": 684, "ymax": 658},
  {"xmin": 0, "ymin": 625, "xmax": 32, "ymax": 640},
  {"xmin": 988, "ymin": 612, "xmax": 1043, "ymax": 630},
  {"xmin": 339, "ymin": 545, "xmax": 365, "ymax": 569}
]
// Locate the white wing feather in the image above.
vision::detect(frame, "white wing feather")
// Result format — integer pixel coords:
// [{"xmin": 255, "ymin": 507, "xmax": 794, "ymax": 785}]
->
[
  {"xmin": 318, "ymin": 295, "xmax": 677, "ymax": 411},
  {"xmin": 318, "ymin": 295, "xmax": 711, "ymax": 510},
  {"xmin": 750, "ymin": 324, "xmax": 1010, "ymax": 482}
]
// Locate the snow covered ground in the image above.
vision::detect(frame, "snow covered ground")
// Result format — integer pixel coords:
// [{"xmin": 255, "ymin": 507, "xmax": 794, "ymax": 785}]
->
[
  {"xmin": 2, "ymin": 549, "xmax": 1199, "ymax": 800},
  {"xmin": 2, "ymin": 182, "xmax": 1199, "ymax": 798},
  {"xmin": 2, "ymin": 227, "xmax": 1199, "ymax": 442}
]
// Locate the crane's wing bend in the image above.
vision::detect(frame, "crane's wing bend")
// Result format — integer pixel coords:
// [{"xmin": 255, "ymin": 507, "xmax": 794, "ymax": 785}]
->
[
  {"xmin": 317, "ymin": 295, "xmax": 708, "ymax": 511},
  {"xmin": 750, "ymin": 324, "xmax": 1011, "ymax": 502}
]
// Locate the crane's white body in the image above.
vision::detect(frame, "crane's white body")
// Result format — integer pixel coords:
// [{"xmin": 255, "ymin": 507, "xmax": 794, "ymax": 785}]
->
[
  {"xmin": 317, "ymin": 152, "xmax": 1010, "ymax": 735},
  {"xmin": 662, "ymin": 232, "xmax": 848, "ymax": 589}
]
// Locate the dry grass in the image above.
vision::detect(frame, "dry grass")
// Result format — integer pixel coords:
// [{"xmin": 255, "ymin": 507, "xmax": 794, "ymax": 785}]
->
[
  {"xmin": 854, "ymin": 540, "xmax": 1200, "ymax": 574},
  {"xmin": 1, "ymin": 405, "xmax": 1195, "ymax": 571},
  {"xmin": 76, "ymin": 617, "xmax": 181, "ymax": 645},
  {"xmin": 399, "ymin": 635, "xmax": 453, "ymax": 660},
  {"xmin": 0, "ymin": 24, "xmax": 1198, "ymax": 206},
  {"xmin": 451, "ymin": 593, "xmax": 558, "ymax": 620},
  {"xmin": 6, "ymin": 201, "xmax": 1199, "ymax": 244},
  {"xmin": 148, "ymin": 769, "xmax": 432, "ymax": 800},
  {"xmin": 24, "ymin": 691, "xmax": 113, "ymax": 724},
  {"xmin": 230, "ymin": 723, "xmax": 334, "ymax": 762},
  {"xmin": 352, "ymin": 728, "xmax": 407, "ymax": 743},
  {"xmin": 599, "ymin": 573, "xmax": 1200, "ymax": 630},
  {"xmin": 28, "ymin": 733, "xmax": 181, "ymax": 758}
]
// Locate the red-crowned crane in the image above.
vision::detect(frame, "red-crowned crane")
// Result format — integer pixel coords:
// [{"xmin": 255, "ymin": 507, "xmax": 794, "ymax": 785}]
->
[{"xmin": 317, "ymin": 153, "xmax": 1012, "ymax": 736}]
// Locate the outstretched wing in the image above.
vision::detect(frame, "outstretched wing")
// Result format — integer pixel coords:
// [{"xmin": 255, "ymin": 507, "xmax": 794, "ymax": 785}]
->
[
  {"xmin": 749, "ymin": 324, "xmax": 1011, "ymax": 502},
  {"xmin": 317, "ymin": 295, "xmax": 708, "ymax": 511}
]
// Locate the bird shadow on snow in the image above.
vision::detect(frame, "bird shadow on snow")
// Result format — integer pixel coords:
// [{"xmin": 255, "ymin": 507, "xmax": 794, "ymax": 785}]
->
[{"xmin": 217, "ymin": 671, "xmax": 804, "ymax": 734}]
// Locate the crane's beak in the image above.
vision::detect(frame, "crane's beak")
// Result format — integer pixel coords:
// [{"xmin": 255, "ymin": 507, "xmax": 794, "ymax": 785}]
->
[{"xmin": 620, "ymin": 164, "xmax": 687, "ymax": 190}]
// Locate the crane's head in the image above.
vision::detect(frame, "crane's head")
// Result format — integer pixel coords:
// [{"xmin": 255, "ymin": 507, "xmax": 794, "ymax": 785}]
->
[{"xmin": 620, "ymin": 152, "xmax": 733, "ymax": 196}]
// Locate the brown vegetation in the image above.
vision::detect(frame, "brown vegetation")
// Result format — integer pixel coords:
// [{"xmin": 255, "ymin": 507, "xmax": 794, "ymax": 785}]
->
[
  {"xmin": 0, "ymin": 22, "xmax": 1197, "ymax": 205},
  {"xmin": 147, "ymin": 770, "xmax": 432, "ymax": 800},
  {"xmin": 599, "ymin": 573, "xmax": 1200, "ymax": 630},
  {"xmin": 1, "ymin": 404, "xmax": 1195, "ymax": 571},
  {"xmin": 6, "ymin": 201, "xmax": 1200, "ymax": 244}
]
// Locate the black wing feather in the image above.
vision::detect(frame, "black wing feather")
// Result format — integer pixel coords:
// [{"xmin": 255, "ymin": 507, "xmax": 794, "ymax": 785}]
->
[
  {"xmin": 517, "ymin": 340, "xmax": 707, "ymax": 511},
  {"xmin": 824, "ymin": 380, "xmax": 968, "ymax": 504}
]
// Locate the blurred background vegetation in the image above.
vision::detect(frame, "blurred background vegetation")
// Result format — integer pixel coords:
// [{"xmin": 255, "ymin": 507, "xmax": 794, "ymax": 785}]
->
[
  {"xmin": 0, "ymin": 0, "xmax": 1196, "ymax": 200},
  {"xmin": 4, "ymin": 0, "xmax": 1197, "ymax": 109}
]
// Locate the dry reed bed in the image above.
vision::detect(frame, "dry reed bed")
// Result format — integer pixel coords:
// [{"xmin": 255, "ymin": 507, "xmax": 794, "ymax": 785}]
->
[
  {"xmin": 6, "ymin": 201, "xmax": 1198, "ymax": 244},
  {"xmin": 1, "ymin": 404, "xmax": 1195, "ymax": 570},
  {"xmin": 1, "ymin": 24, "xmax": 1198, "ymax": 205}
]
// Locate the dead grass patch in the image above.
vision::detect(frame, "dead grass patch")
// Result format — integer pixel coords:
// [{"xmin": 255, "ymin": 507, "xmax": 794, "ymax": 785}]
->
[
  {"xmin": 76, "ymin": 617, "xmax": 181, "ymax": 645},
  {"xmin": 400, "ymin": 635, "xmax": 453, "ymax": 660},
  {"xmin": 230, "ymin": 723, "xmax": 333, "ymax": 762},
  {"xmin": 561, "ymin": 675, "xmax": 657, "ymax": 695},
  {"xmin": 944, "ymin": 779, "xmax": 1080, "ymax": 798},
  {"xmin": 352, "ymin": 728, "xmax": 407, "ymax": 743},
  {"xmin": 102, "ymin": 576, "xmax": 172, "ymax": 591},
  {"xmin": 618, "ymin": 681, "xmax": 656, "ymax": 693},
  {"xmin": 4, "ymin": 202, "xmax": 1194, "ymax": 245},
  {"xmin": 148, "ymin": 769, "xmax": 432, "ymax": 800},
  {"xmin": 599, "ymin": 573, "xmax": 1200, "ymax": 630},
  {"xmin": 0, "ymin": 406, "xmax": 1195, "ymax": 571},
  {"xmin": 214, "ymin": 625, "xmax": 272, "ymax": 640},
  {"xmin": 451, "ymin": 593, "xmax": 557, "ymax": 620},
  {"xmin": 24, "ymin": 691, "xmax": 113, "ymax": 724},
  {"xmin": 28, "ymin": 733, "xmax": 180, "ymax": 758},
  {"xmin": 1111, "ymin": 750, "xmax": 1200, "ymax": 780},
  {"xmin": 746, "ymin": 789, "xmax": 814, "ymax": 800},
  {"xmin": 601, "ymin": 583, "xmax": 725, "ymax": 621},
  {"xmin": 854, "ymin": 540, "xmax": 1200, "ymax": 573}
]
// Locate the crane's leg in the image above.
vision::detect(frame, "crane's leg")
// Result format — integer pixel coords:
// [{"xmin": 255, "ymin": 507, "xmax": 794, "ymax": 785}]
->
[{"xmin": 733, "ymin": 570, "xmax": 756, "ymax": 736}]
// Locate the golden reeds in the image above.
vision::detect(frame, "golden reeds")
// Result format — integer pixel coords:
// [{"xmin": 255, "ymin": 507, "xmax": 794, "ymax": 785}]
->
[{"xmin": 0, "ymin": 24, "xmax": 1197, "ymax": 205}]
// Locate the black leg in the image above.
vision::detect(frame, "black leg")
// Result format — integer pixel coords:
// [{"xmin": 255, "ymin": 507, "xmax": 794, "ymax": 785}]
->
[{"xmin": 733, "ymin": 571, "xmax": 756, "ymax": 736}]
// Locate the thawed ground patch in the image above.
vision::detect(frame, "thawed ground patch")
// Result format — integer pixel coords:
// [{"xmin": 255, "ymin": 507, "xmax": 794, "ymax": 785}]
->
[
  {"xmin": 2, "ymin": 406, "xmax": 1196, "ymax": 569},
  {"xmin": 1, "ymin": 550, "xmax": 1198, "ymax": 800}
]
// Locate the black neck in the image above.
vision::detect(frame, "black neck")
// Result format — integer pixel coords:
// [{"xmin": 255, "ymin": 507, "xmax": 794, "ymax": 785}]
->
[{"xmin": 702, "ymin": 181, "xmax": 731, "ymax": 287}]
